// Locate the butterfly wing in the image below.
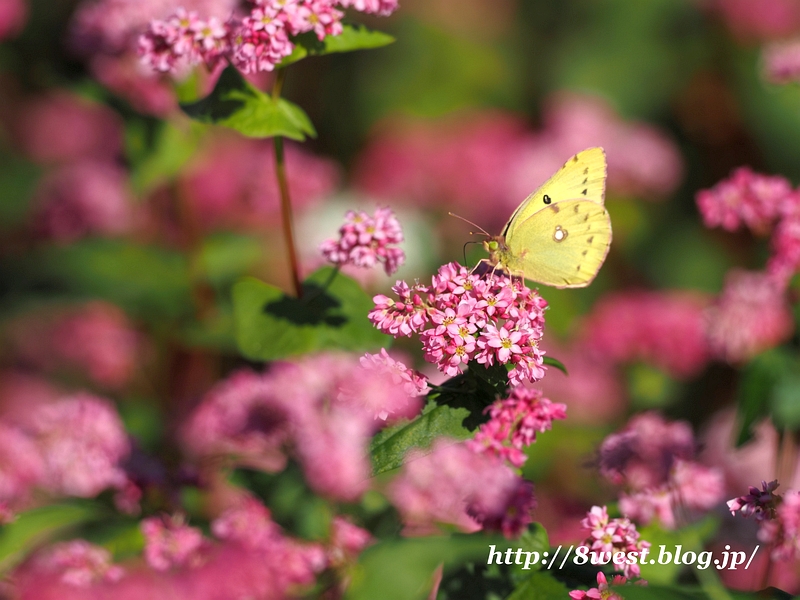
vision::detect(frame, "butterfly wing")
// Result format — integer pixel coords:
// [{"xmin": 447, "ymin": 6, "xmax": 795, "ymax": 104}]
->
[
  {"xmin": 503, "ymin": 147, "xmax": 607, "ymax": 239},
  {"xmin": 504, "ymin": 199, "xmax": 612, "ymax": 289}
]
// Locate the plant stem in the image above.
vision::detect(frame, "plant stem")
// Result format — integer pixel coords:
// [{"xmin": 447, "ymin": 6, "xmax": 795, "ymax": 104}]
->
[{"xmin": 271, "ymin": 68, "xmax": 303, "ymax": 298}]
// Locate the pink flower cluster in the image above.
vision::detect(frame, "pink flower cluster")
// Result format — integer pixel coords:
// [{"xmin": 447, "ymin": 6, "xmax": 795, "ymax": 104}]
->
[
  {"xmin": 578, "ymin": 506, "xmax": 650, "ymax": 579},
  {"xmin": 728, "ymin": 480, "xmax": 780, "ymax": 522},
  {"xmin": 320, "ymin": 207, "xmax": 406, "ymax": 275},
  {"xmin": 705, "ymin": 270, "xmax": 794, "ymax": 363},
  {"xmin": 180, "ymin": 134, "xmax": 339, "ymax": 232},
  {"xmin": 0, "ymin": 0, "xmax": 27, "ymax": 41},
  {"xmin": 388, "ymin": 439, "xmax": 537, "ymax": 538},
  {"xmin": 599, "ymin": 412, "xmax": 724, "ymax": 530},
  {"xmin": 697, "ymin": 167, "xmax": 800, "ymax": 288},
  {"xmin": 0, "ymin": 393, "xmax": 130, "ymax": 512},
  {"xmin": 582, "ymin": 291, "xmax": 710, "ymax": 379},
  {"xmin": 570, "ymin": 571, "xmax": 640, "ymax": 600},
  {"xmin": 468, "ymin": 387, "xmax": 566, "ymax": 467},
  {"xmin": 8, "ymin": 302, "xmax": 142, "ymax": 390},
  {"xmin": 138, "ymin": 0, "xmax": 398, "ymax": 75},
  {"xmin": 15, "ymin": 498, "xmax": 327, "ymax": 599},
  {"xmin": 763, "ymin": 39, "xmax": 800, "ymax": 84},
  {"xmin": 729, "ymin": 482, "xmax": 800, "ymax": 561},
  {"xmin": 354, "ymin": 97, "xmax": 682, "ymax": 230},
  {"xmin": 707, "ymin": 0, "xmax": 800, "ymax": 40},
  {"xmin": 369, "ymin": 262, "xmax": 548, "ymax": 384},
  {"xmin": 184, "ymin": 353, "xmax": 425, "ymax": 500}
]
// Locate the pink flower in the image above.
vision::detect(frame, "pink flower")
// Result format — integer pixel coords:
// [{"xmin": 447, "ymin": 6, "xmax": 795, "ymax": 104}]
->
[
  {"xmin": 695, "ymin": 167, "xmax": 794, "ymax": 235},
  {"xmin": 180, "ymin": 135, "xmax": 339, "ymax": 231},
  {"xmin": 0, "ymin": 0, "xmax": 27, "ymax": 40},
  {"xmin": 292, "ymin": 0, "xmax": 344, "ymax": 40},
  {"xmin": 27, "ymin": 540, "xmax": 124, "ymax": 587},
  {"xmin": 469, "ymin": 387, "xmax": 566, "ymax": 467},
  {"xmin": 728, "ymin": 480, "xmax": 780, "ymax": 522},
  {"xmin": 582, "ymin": 291, "xmax": 711, "ymax": 379},
  {"xmin": 141, "ymin": 515, "xmax": 208, "ymax": 571},
  {"xmin": 32, "ymin": 160, "xmax": 133, "ymax": 243},
  {"xmin": 371, "ymin": 262, "xmax": 547, "ymax": 384},
  {"xmin": 328, "ymin": 516, "xmax": 373, "ymax": 566},
  {"xmin": 598, "ymin": 412, "xmax": 695, "ymax": 491},
  {"xmin": 183, "ymin": 369, "xmax": 291, "ymax": 472},
  {"xmin": 9, "ymin": 91, "xmax": 123, "ymax": 164},
  {"xmin": 769, "ymin": 209, "xmax": 800, "ymax": 286},
  {"xmin": 758, "ymin": 490, "xmax": 800, "ymax": 560},
  {"xmin": 705, "ymin": 270, "xmax": 794, "ymax": 363},
  {"xmin": 24, "ymin": 394, "xmax": 129, "ymax": 498},
  {"xmin": 388, "ymin": 439, "xmax": 536, "ymax": 538},
  {"xmin": 707, "ymin": 0, "xmax": 800, "ymax": 40},
  {"xmin": 320, "ymin": 207, "xmax": 406, "ymax": 275},
  {"xmin": 578, "ymin": 505, "xmax": 650, "ymax": 578},
  {"xmin": 358, "ymin": 349, "xmax": 428, "ymax": 419},
  {"xmin": 763, "ymin": 39, "xmax": 800, "ymax": 84},
  {"xmin": 570, "ymin": 572, "xmax": 632, "ymax": 600},
  {"xmin": 0, "ymin": 423, "xmax": 44, "ymax": 509},
  {"xmin": 338, "ymin": 0, "xmax": 398, "ymax": 16},
  {"xmin": 89, "ymin": 54, "xmax": 178, "ymax": 117}
]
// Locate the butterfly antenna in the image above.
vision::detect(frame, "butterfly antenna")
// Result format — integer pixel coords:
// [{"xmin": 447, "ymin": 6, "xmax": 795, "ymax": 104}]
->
[
  {"xmin": 448, "ymin": 212, "xmax": 491, "ymax": 237},
  {"xmin": 463, "ymin": 240, "xmax": 479, "ymax": 264}
]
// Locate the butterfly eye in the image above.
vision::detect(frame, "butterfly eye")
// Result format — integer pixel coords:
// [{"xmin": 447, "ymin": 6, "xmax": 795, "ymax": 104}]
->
[
  {"xmin": 543, "ymin": 195, "xmax": 552, "ymax": 205},
  {"xmin": 487, "ymin": 240, "xmax": 499, "ymax": 251}
]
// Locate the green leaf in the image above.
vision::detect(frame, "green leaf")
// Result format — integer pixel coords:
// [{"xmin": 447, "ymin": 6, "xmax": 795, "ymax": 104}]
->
[
  {"xmin": 506, "ymin": 571, "xmax": 570, "ymax": 600},
  {"xmin": 618, "ymin": 583, "xmax": 765, "ymax": 600},
  {"xmin": 736, "ymin": 349, "xmax": 796, "ymax": 446},
  {"xmin": 0, "ymin": 503, "xmax": 105, "ymax": 573},
  {"xmin": 542, "ymin": 356, "xmax": 567, "ymax": 375},
  {"xmin": 280, "ymin": 23, "xmax": 395, "ymax": 67},
  {"xmin": 345, "ymin": 535, "xmax": 509, "ymax": 600},
  {"xmin": 128, "ymin": 120, "xmax": 205, "ymax": 195},
  {"xmin": 181, "ymin": 66, "xmax": 316, "ymax": 140},
  {"xmin": 233, "ymin": 267, "xmax": 387, "ymax": 361},
  {"xmin": 370, "ymin": 400, "xmax": 472, "ymax": 475}
]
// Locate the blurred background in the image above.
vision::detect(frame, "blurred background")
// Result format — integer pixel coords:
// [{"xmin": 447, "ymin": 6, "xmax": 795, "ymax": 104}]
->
[{"xmin": 3, "ymin": 0, "xmax": 800, "ymax": 594}]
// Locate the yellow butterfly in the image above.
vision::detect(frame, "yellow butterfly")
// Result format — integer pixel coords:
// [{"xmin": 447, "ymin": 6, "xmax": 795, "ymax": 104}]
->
[{"xmin": 479, "ymin": 147, "xmax": 612, "ymax": 289}]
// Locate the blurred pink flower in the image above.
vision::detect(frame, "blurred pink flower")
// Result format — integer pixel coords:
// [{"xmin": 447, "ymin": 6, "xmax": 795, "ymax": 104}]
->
[
  {"xmin": 183, "ymin": 369, "xmax": 291, "ymax": 472},
  {"xmin": 0, "ymin": 371, "xmax": 61, "ymax": 421},
  {"xmin": 354, "ymin": 112, "xmax": 531, "ymax": 229},
  {"xmin": 700, "ymin": 408, "xmax": 800, "ymax": 494},
  {"xmin": 320, "ymin": 207, "xmax": 406, "ymax": 275},
  {"xmin": 186, "ymin": 354, "xmax": 421, "ymax": 501},
  {"xmin": 52, "ymin": 302, "xmax": 142, "ymax": 389},
  {"xmin": 695, "ymin": 166, "xmax": 795, "ymax": 234},
  {"xmin": 468, "ymin": 386, "xmax": 566, "ymax": 467},
  {"xmin": 359, "ymin": 349, "xmax": 429, "ymax": 414},
  {"xmin": 69, "ymin": 0, "xmax": 240, "ymax": 56},
  {"xmin": 706, "ymin": 0, "xmax": 800, "ymax": 40},
  {"xmin": 26, "ymin": 540, "xmax": 124, "ymax": 587},
  {"xmin": 8, "ymin": 302, "xmax": 141, "ymax": 390},
  {"xmin": 32, "ymin": 160, "xmax": 134, "ymax": 243},
  {"xmin": 705, "ymin": 270, "xmax": 794, "ymax": 363},
  {"xmin": 763, "ymin": 39, "xmax": 800, "ymax": 83},
  {"xmin": 388, "ymin": 439, "xmax": 536, "ymax": 538},
  {"xmin": 582, "ymin": 291, "xmax": 711, "ymax": 379},
  {"xmin": 0, "ymin": 0, "xmax": 27, "ymax": 40},
  {"xmin": 768, "ymin": 208, "xmax": 800, "ymax": 286},
  {"xmin": 90, "ymin": 54, "xmax": 178, "ymax": 116},
  {"xmin": 0, "ymin": 422, "xmax": 43, "ymax": 509},
  {"xmin": 759, "ymin": 490, "xmax": 800, "ymax": 560},
  {"xmin": 620, "ymin": 460, "xmax": 725, "ymax": 529},
  {"xmin": 532, "ymin": 341, "xmax": 626, "ymax": 426},
  {"xmin": 728, "ymin": 480, "xmax": 780, "ymax": 522},
  {"xmin": 27, "ymin": 394, "xmax": 130, "ymax": 497},
  {"xmin": 142, "ymin": 515, "xmax": 208, "ymax": 571},
  {"xmin": 9, "ymin": 92, "xmax": 123, "ymax": 164},
  {"xmin": 328, "ymin": 516, "xmax": 373, "ymax": 566},
  {"xmin": 180, "ymin": 135, "xmax": 339, "ymax": 231},
  {"xmin": 598, "ymin": 411, "xmax": 695, "ymax": 491},
  {"xmin": 509, "ymin": 94, "xmax": 684, "ymax": 202}
]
